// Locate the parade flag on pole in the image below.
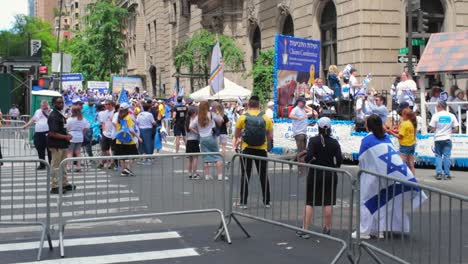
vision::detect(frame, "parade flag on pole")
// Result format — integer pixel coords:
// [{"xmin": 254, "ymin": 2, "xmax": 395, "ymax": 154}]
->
[
  {"xmin": 209, "ymin": 35, "xmax": 224, "ymax": 95},
  {"xmin": 118, "ymin": 87, "xmax": 129, "ymax": 104},
  {"xmin": 178, "ymin": 84, "xmax": 185, "ymax": 97}
]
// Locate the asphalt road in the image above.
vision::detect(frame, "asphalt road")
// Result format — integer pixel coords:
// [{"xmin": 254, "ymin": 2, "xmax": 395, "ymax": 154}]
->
[{"xmin": 1, "ymin": 138, "xmax": 467, "ymax": 264}]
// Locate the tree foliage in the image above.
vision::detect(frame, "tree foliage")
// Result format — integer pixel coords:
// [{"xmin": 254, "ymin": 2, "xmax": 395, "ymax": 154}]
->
[
  {"xmin": 62, "ymin": 1, "xmax": 128, "ymax": 82},
  {"xmin": 251, "ymin": 49, "xmax": 274, "ymax": 106},
  {"xmin": 173, "ymin": 29, "xmax": 245, "ymax": 76},
  {"xmin": 0, "ymin": 15, "xmax": 56, "ymax": 68}
]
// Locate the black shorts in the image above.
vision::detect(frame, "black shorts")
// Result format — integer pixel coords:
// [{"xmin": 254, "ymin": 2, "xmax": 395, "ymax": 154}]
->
[
  {"xmin": 186, "ymin": 140, "xmax": 200, "ymax": 153},
  {"xmin": 100, "ymin": 136, "xmax": 112, "ymax": 151},
  {"xmin": 114, "ymin": 143, "xmax": 139, "ymax": 156},
  {"xmin": 173, "ymin": 124, "xmax": 186, "ymax": 137}
]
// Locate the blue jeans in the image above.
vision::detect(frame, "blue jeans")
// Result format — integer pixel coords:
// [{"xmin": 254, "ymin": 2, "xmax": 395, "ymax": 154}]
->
[
  {"xmin": 434, "ymin": 140, "xmax": 452, "ymax": 176},
  {"xmin": 139, "ymin": 128, "xmax": 154, "ymax": 155}
]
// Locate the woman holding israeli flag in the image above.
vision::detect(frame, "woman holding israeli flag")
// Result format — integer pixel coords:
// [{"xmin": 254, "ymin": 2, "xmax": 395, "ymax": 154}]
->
[{"xmin": 354, "ymin": 114, "xmax": 426, "ymax": 239}]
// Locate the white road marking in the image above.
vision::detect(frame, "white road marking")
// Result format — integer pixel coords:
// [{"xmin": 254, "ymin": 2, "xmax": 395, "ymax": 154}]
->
[
  {"xmin": 1, "ymin": 184, "xmax": 131, "ymax": 193},
  {"xmin": 16, "ymin": 248, "xmax": 199, "ymax": 264},
  {"xmin": 0, "ymin": 206, "xmax": 148, "ymax": 221},
  {"xmin": 0, "ymin": 179, "xmax": 110, "ymax": 187},
  {"xmin": 0, "ymin": 231, "xmax": 181, "ymax": 252},
  {"xmin": 0, "ymin": 190, "xmax": 133, "ymax": 201},
  {"xmin": 1, "ymin": 197, "xmax": 140, "ymax": 210}
]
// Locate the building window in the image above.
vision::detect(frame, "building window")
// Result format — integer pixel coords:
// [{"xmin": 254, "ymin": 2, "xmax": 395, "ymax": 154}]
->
[
  {"xmin": 251, "ymin": 25, "xmax": 261, "ymax": 63},
  {"xmin": 75, "ymin": 2, "xmax": 78, "ymax": 9},
  {"xmin": 181, "ymin": 0, "xmax": 191, "ymax": 17},
  {"xmin": 281, "ymin": 14, "xmax": 294, "ymax": 36},
  {"xmin": 320, "ymin": 1, "xmax": 337, "ymax": 78},
  {"xmin": 169, "ymin": 2, "xmax": 177, "ymax": 24},
  {"xmin": 153, "ymin": 21, "xmax": 157, "ymax": 45}
]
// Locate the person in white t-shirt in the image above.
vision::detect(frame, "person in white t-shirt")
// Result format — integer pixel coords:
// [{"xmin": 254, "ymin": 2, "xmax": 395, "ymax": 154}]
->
[
  {"xmin": 8, "ymin": 104, "xmax": 20, "ymax": 120},
  {"xmin": 22, "ymin": 100, "xmax": 52, "ymax": 169},
  {"xmin": 429, "ymin": 101, "xmax": 459, "ymax": 180},
  {"xmin": 289, "ymin": 97, "xmax": 314, "ymax": 156},
  {"xmin": 65, "ymin": 106, "xmax": 90, "ymax": 172},
  {"xmin": 349, "ymin": 68, "xmax": 365, "ymax": 97},
  {"xmin": 396, "ymin": 71, "xmax": 417, "ymax": 108},
  {"xmin": 97, "ymin": 100, "xmax": 115, "ymax": 169},
  {"xmin": 136, "ymin": 103, "xmax": 156, "ymax": 163}
]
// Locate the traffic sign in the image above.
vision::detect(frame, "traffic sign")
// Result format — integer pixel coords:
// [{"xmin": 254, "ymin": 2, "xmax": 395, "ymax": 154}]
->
[
  {"xmin": 399, "ymin": 47, "xmax": 409, "ymax": 55},
  {"xmin": 412, "ymin": 38, "xmax": 426, "ymax": 46},
  {"xmin": 398, "ymin": 55, "xmax": 417, "ymax": 64}
]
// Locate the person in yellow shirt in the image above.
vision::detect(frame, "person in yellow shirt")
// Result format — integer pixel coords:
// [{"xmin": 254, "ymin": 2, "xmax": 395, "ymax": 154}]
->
[
  {"xmin": 234, "ymin": 96, "xmax": 273, "ymax": 209},
  {"xmin": 113, "ymin": 102, "xmax": 142, "ymax": 176},
  {"xmin": 388, "ymin": 108, "xmax": 416, "ymax": 175}
]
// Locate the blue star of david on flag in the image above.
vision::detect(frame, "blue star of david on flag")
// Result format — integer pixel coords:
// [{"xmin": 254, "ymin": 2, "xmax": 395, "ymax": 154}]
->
[
  {"xmin": 378, "ymin": 145, "xmax": 408, "ymax": 176},
  {"xmin": 118, "ymin": 88, "xmax": 129, "ymax": 105}
]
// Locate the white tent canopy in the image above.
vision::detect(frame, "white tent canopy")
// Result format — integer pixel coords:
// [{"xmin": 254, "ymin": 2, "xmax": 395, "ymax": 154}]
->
[{"xmin": 189, "ymin": 78, "xmax": 251, "ymax": 101}]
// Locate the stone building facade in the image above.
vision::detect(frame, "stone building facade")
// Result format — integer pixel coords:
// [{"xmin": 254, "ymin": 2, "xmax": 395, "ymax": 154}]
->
[
  {"xmin": 122, "ymin": 0, "xmax": 468, "ymax": 97},
  {"xmin": 34, "ymin": 0, "xmax": 58, "ymax": 25}
]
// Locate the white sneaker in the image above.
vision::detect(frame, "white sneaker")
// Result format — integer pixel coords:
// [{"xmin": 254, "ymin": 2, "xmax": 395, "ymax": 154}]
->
[
  {"xmin": 352, "ymin": 231, "xmax": 371, "ymax": 239},
  {"xmin": 205, "ymin": 175, "xmax": 213, "ymax": 180}
]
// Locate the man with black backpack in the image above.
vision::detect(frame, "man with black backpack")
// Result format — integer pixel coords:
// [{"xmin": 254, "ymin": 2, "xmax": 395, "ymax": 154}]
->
[
  {"xmin": 172, "ymin": 96, "xmax": 188, "ymax": 154},
  {"xmin": 234, "ymin": 96, "xmax": 273, "ymax": 209}
]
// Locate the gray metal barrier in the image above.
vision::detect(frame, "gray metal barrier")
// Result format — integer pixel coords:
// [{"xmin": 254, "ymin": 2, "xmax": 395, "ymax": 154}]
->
[
  {"xmin": 57, "ymin": 152, "xmax": 231, "ymax": 258},
  {"xmin": 0, "ymin": 159, "xmax": 53, "ymax": 260},
  {"xmin": 0, "ymin": 127, "xmax": 36, "ymax": 158},
  {"xmin": 228, "ymin": 153, "xmax": 355, "ymax": 264},
  {"xmin": 354, "ymin": 169, "xmax": 468, "ymax": 264}
]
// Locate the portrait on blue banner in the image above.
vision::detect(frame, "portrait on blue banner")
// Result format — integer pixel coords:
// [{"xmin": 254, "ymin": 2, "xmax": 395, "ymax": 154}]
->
[{"xmin": 274, "ymin": 35, "xmax": 320, "ymax": 118}]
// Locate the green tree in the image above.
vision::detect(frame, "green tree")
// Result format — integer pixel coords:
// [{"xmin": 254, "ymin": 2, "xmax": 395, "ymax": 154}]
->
[
  {"xmin": 251, "ymin": 49, "xmax": 274, "ymax": 106},
  {"xmin": 0, "ymin": 15, "xmax": 56, "ymax": 68},
  {"xmin": 173, "ymin": 29, "xmax": 244, "ymax": 84},
  {"xmin": 62, "ymin": 1, "xmax": 128, "ymax": 81}
]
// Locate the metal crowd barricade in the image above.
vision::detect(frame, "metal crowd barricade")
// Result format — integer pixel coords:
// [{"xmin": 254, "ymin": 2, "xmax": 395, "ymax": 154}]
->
[
  {"xmin": 0, "ymin": 126, "xmax": 37, "ymax": 158},
  {"xmin": 57, "ymin": 152, "xmax": 231, "ymax": 258},
  {"xmin": 228, "ymin": 153, "xmax": 355, "ymax": 264},
  {"xmin": 354, "ymin": 170, "xmax": 468, "ymax": 264},
  {"xmin": 0, "ymin": 159, "xmax": 53, "ymax": 260}
]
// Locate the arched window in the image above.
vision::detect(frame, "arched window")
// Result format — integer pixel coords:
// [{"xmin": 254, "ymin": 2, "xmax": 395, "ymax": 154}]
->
[
  {"xmin": 282, "ymin": 14, "xmax": 294, "ymax": 36},
  {"xmin": 251, "ymin": 25, "xmax": 261, "ymax": 63},
  {"xmin": 320, "ymin": 1, "xmax": 337, "ymax": 78}
]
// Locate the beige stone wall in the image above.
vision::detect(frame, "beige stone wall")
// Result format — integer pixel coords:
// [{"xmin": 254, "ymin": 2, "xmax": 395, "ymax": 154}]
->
[{"xmin": 126, "ymin": 0, "xmax": 468, "ymax": 98}]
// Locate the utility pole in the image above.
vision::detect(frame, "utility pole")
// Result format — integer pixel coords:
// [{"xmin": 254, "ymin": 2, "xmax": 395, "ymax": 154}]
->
[
  {"xmin": 57, "ymin": 0, "xmax": 64, "ymax": 93},
  {"xmin": 407, "ymin": 0, "xmax": 416, "ymax": 76}
]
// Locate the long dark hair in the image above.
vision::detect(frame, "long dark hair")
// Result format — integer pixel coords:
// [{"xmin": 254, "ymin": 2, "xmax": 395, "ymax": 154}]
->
[
  {"xmin": 366, "ymin": 114, "xmax": 386, "ymax": 139},
  {"xmin": 319, "ymin": 127, "xmax": 332, "ymax": 147},
  {"xmin": 186, "ymin": 106, "xmax": 198, "ymax": 131}
]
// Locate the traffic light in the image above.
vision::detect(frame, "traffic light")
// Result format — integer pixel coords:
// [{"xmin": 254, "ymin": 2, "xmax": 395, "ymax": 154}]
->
[
  {"xmin": 38, "ymin": 77, "xmax": 52, "ymax": 89},
  {"xmin": 418, "ymin": 10, "xmax": 430, "ymax": 33}
]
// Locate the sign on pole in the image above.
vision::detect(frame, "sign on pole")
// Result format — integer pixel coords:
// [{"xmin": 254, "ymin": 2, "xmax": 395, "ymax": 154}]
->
[
  {"xmin": 52, "ymin": 53, "xmax": 73, "ymax": 73},
  {"xmin": 399, "ymin": 47, "xmax": 409, "ymax": 55},
  {"xmin": 61, "ymin": 73, "xmax": 83, "ymax": 91},
  {"xmin": 30, "ymin": 40, "xmax": 42, "ymax": 57},
  {"xmin": 87, "ymin": 81, "xmax": 110, "ymax": 94},
  {"xmin": 398, "ymin": 55, "xmax": 417, "ymax": 64}
]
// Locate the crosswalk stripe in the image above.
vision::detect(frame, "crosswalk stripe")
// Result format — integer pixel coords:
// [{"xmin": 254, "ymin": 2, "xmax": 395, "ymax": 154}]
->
[
  {"xmin": 0, "ymin": 206, "xmax": 148, "ymax": 221},
  {"xmin": 0, "ymin": 174, "xmax": 111, "ymax": 183},
  {"xmin": 1, "ymin": 197, "xmax": 141, "ymax": 210},
  {"xmin": 16, "ymin": 248, "xmax": 199, "ymax": 264},
  {"xmin": 0, "ymin": 231, "xmax": 180, "ymax": 252},
  {"xmin": 1, "ymin": 184, "xmax": 130, "ymax": 193},
  {"xmin": 0, "ymin": 179, "xmax": 110, "ymax": 187},
  {"xmin": 0, "ymin": 190, "xmax": 133, "ymax": 201}
]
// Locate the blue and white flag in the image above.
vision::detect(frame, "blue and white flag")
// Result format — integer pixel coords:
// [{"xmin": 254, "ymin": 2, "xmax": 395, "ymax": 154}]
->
[
  {"xmin": 178, "ymin": 84, "xmax": 185, "ymax": 97},
  {"xmin": 237, "ymin": 96, "xmax": 244, "ymax": 106},
  {"xmin": 209, "ymin": 36, "xmax": 224, "ymax": 95},
  {"xmin": 358, "ymin": 133, "xmax": 426, "ymax": 235},
  {"xmin": 118, "ymin": 88, "xmax": 129, "ymax": 105}
]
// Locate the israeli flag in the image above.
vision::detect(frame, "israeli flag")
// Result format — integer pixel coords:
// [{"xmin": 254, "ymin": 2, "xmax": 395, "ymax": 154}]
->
[{"xmin": 358, "ymin": 133, "xmax": 426, "ymax": 235}]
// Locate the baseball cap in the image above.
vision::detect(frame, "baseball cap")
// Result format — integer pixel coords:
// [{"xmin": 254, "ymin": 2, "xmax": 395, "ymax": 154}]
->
[
  {"xmin": 267, "ymin": 101, "xmax": 274, "ymax": 107},
  {"xmin": 72, "ymin": 98, "xmax": 83, "ymax": 105},
  {"xmin": 295, "ymin": 97, "xmax": 306, "ymax": 105},
  {"xmin": 318, "ymin": 117, "xmax": 332, "ymax": 128},
  {"xmin": 120, "ymin": 102, "xmax": 130, "ymax": 110}
]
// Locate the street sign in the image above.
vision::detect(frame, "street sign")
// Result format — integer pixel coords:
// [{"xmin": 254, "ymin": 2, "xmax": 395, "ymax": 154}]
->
[
  {"xmin": 30, "ymin": 40, "xmax": 42, "ymax": 57},
  {"xmin": 399, "ymin": 47, "xmax": 409, "ymax": 55},
  {"xmin": 398, "ymin": 55, "xmax": 417, "ymax": 64},
  {"xmin": 52, "ymin": 53, "xmax": 72, "ymax": 73},
  {"xmin": 412, "ymin": 38, "xmax": 426, "ymax": 46}
]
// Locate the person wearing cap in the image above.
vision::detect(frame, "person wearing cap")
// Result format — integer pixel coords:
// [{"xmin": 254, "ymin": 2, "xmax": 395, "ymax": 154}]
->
[
  {"xmin": 81, "ymin": 97, "xmax": 97, "ymax": 158},
  {"xmin": 429, "ymin": 100, "xmax": 459, "ymax": 180},
  {"xmin": 172, "ymin": 96, "xmax": 188, "ymax": 154},
  {"xmin": 112, "ymin": 102, "xmax": 141, "ymax": 176},
  {"xmin": 289, "ymin": 97, "xmax": 314, "ymax": 160},
  {"xmin": 296, "ymin": 117, "xmax": 342, "ymax": 238}
]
